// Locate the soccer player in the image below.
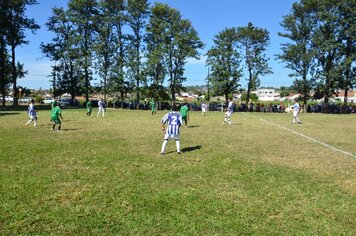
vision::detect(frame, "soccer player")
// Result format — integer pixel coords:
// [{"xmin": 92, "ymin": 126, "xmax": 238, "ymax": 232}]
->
[
  {"xmin": 222, "ymin": 99, "xmax": 234, "ymax": 125},
  {"xmin": 86, "ymin": 100, "xmax": 92, "ymax": 116},
  {"xmin": 201, "ymin": 102, "xmax": 207, "ymax": 116},
  {"xmin": 150, "ymin": 99, "xmax": 156, "ymax": 115},
  {"xmin": 97, "ymin": 98, "xmax": 105, "ymax": 117},
  {"xmin": 51, "ymin": 101, "xmax": 63, "ymax": 131},
  {"xmin": 26, "ymin": 99, "xmax": 37, "ymax": 127},
  {"xmin": 180, "ymin": 103, "xmax": 189, "ymax": 128},
  {"xmin": 160, "ymin": 106, "xmax": 183, "ymax": 155},
  {"xmin": 292, "ymin": 98, "xmax": 303, "ymax": 124}
]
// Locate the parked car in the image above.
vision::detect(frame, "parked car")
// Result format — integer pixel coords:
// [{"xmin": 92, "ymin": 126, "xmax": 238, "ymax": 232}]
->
[
  {"xmin": 58, "ymin": 98, "xmax": 69, "ymax": 106},
  {"xmin": 215, "ymin": 104, "xmax": 227, "ymax": 111},
  {"xmin": 5, "ymin": 96, "xmax": 13, "ymax": 102},
  {"xmin": 42, "ymin": 96, "xmax": 54, "ymax": 104},
  {"xmin": 19, "ymin": 97, "xmax": 31, "ymax": 103},
  {"xmin": 188, "ymin": 103, "xmax": 201, "ymax": 111}
]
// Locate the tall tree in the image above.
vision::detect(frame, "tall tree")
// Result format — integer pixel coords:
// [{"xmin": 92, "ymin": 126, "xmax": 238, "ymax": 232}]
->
[
  {"xmin": 165, "ymin": 18, "xmax": 204, "ymax": 106},
  {"xmin": 67, "ymin": 0, "xmax": 99, "ymax": 102},
  {"xmin": 41, "ymin": 7, "xmax": 80, "ymax": 102},
  {"xmin": 336, "ymin": 0, "xmax": 356, "ymax": 105},
  {"xmin": 94, "ymin": 0, "xmax": 116, "ymax": 102},
  {"xmin": 145, "ymin": 3, "xmax": 170, "ymax": 102},
  {"xmin": 310, "ymin": 0, "xmax": 342, "ymax": 108},
  {"xmin": 5, "ymin": 0, "xmax": 39, "ymax": 106},
  {"xmin": 100, "ymin": 0, "xmax": 128, "ymax": 105},
  {"xmin": 146, "ymin": 3, "xmax": 203, "ymax": 105},
  {"xmin": 236, "ymin": 22, "xmax": 272, "ymax": 103},
  {"xmin": 0, "ymin": 0, "xmax": 10, "ymax": 106},
  {"xmin": 278, "ymin": 2, "xmax": 315, "ymax": 107},
  {"xmin": 206, "ymin": 28, "xmax": 241, "ymax": 101},
  {"xmin": 126, "ymin": 0, "xmax": 149, "ymax": 106}
]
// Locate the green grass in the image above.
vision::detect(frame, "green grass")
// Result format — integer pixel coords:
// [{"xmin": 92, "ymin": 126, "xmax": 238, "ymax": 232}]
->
[{"xmin": 1, "ymin": 108, "xmax": 355, "ymax": 235}]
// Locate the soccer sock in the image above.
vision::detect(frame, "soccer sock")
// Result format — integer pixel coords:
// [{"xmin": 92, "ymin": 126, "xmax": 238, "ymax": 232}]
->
[
  {"xmin": 58, "ymin": 125, "xmax": 61, "ymax": 131},
  {"xmin": 175, "ymin": 140, "xmax": 180, "ymax": 153},
  {"xmin": 52, "ymin": 124, "xmax": 56, "ymax": 130},
  {"xmin": 161, "ymin": 140, "xmax": 168, "ymax": 153},
  {"xmin": 34, "ymin": 119, "xmax": 37, "ymax": 127},
  {"xmin": 26, "ymin": 120, "xmax": 31, "ymax": 126}
]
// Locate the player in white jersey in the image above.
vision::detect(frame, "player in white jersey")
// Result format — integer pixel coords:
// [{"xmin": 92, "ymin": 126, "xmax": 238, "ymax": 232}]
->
[
  {"xmin": 292, "ymin": 98, "xmax": 303, "ymax": 124},
  {"xmin": 222, "ymin": 99, "xmax": 234, "ymax": 125},
  {"xmin": 97, "ymin": 98, "xmax": 105, "ymax": 117},
  {"xmin": 201, "ymin": 102, "xmax": 207, "ymax": 116},
  {"xmin": 160, "ymin": 106, "xmax": 183, "ymax": 155},
  {"xmin": 26, "ymin": 99, "xmax": 37, "ymax": 127}
]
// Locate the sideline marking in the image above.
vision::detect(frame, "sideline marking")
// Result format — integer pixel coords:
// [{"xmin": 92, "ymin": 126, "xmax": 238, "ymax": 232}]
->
[{"xmin": 243, "ymin": 113, "xmax": 356, "ymax": 160}]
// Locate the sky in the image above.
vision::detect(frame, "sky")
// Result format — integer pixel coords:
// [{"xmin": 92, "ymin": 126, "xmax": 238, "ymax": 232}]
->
[{"xmin": 17, "ymin": 0, "xmax": 297, "ymax": 90}]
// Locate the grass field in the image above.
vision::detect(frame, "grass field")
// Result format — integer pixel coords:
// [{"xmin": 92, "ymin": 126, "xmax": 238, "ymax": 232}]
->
[{"xmin": 0, "ymin": 107, "xmax": 355, "ymax": 235}]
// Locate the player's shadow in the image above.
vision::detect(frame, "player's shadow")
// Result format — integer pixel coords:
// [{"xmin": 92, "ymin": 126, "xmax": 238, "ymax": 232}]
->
[
  {"xmin": 0, "ymin": 112, "xmax": 20, "ymax": 116},
  {"xmin": 187, "ymin": 125, "xmax": 199, "ymax": 128},
  {"xmin": 182, "ymin": 145, "xmax": 202, "ymax": 153}
]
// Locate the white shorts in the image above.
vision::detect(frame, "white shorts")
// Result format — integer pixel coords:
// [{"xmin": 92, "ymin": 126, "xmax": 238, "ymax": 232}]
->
[
  {"xmin": 293, "ymin": 110, "xmax": 298, "ymax": 117},
  {"xmin": 202, "ymin": 108, "xmax": 206, "ymax": 112},
  {"xmin": 29, "ymin": 115, "xmax": 37, "ymax": 120},
  {"xmin": 225, "ymin": 111, "xmax": 232, "ymax": 118},
  {"xmin": 164, "ymin": 133, "xmax": 180, "ymax": 140},
  {"xmin": 98, "ymin": 107, "xmax": 105, "ymax": 112}
]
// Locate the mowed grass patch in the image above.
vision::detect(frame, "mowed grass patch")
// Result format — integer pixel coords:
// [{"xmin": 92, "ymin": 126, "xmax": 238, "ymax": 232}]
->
[{"xmin": 0, "ymin": 108, "xmax": 355, "ymax": 235}]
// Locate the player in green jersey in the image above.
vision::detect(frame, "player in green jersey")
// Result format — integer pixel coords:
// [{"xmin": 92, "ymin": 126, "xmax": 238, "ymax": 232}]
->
[
  {"xmin": 180, "ymin": 103, "xmax": 189, "ymax": 128},
  {"xmin": 150, "ymin": 99, "xmax": 156, "ymax": 115},
  {"xmin": 51, "ymin": 101, "xmax": 63, "ymax": 131},
  {"xmin": 86, "ymin": 100, "xmax": 92, "ymax": 116}
]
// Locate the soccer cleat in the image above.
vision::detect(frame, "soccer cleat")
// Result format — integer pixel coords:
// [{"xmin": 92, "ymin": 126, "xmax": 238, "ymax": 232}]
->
[
  {"xmin": 160, "ymin": 152, "xmax": 165, "ymax": 156},
  {"xmin": 298, "ymin": 121, "xmax": 303, "ymax": 124},
  {"xmin": 177, "ymin": 151, "xmax": 181, "ymax": 154}
]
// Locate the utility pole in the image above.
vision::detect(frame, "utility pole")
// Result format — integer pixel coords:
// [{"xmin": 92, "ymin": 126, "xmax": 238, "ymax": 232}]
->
[{"xmin": 207, "ymin": 68, "xmax": 210, "ymax": 101}]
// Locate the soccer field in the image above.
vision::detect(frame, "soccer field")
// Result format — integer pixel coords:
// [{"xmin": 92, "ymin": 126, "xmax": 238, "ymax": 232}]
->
[{"xmin": 1, "ymin": 108, "xmax": 355, "ymax": 235}]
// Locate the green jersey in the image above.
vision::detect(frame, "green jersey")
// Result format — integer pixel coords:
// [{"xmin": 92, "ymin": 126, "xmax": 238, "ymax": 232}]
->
[
  {"xmin": 180, "ymin": 105, "xmax": 189, "ymax": 117},
  {"xmin": 86, "ymin": 101, "xmax": 92, "ymax": 108},
  {"xmin": 150, "ymin": 101, "xmax": 156, "ymax": 110},
  {"xmin": 51, "ymin": 106, "xmax": 61, "ymax": 121}
]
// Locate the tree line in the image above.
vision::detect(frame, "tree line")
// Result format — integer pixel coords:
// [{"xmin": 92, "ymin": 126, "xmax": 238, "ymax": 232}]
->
[{"xmin": 0, "ymin": 0, "xmax": 355, "ymax": 108}]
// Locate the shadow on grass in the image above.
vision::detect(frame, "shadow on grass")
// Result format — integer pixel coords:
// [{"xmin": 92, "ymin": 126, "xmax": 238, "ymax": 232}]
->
[
  {"xmin": 182, "ymin": 145, "xmax": 202, "ymax": 153},
  {"xmin": 0, "ymin": 112, "xmax": 20, "ymax": 116},
  {"xmin": 187, "ymin": 125, "xmax": 199, "ymax": 128},
  {"xmin": 62, "ymin": 128, "xmax": 81, "ymax": 131}
]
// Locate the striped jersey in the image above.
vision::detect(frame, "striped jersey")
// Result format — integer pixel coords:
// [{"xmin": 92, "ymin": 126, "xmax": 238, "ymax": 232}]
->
[
  {"xmin": 98, "ymin": 100, "xmax": 105, "ymax": 108},
  {"xmin": 293, "ymin": 102, "xmax": 300, "ymax": 112},
  {"xmin": 28, "ymin": 103, "xmax": 37, "ymax": 117},
  {"xmin": 227, "ymin": 101, "xmax": 234, "ymax": 113},
  {"xmin": 161, "ymin": 112, "xmax": 182, "ymax": 135}
]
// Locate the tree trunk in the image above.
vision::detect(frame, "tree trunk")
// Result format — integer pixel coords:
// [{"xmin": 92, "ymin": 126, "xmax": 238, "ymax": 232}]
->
[
  {"xmin": 85, "ymin": 65, "xmax": 89, "ymax": 103},
  {"xmin": 11, "ymin": 44, "xmax": 18, "ymax": 106},
  {"xmin": 70, "ymin": 60, "xmax": 75, "ymax": 105}
]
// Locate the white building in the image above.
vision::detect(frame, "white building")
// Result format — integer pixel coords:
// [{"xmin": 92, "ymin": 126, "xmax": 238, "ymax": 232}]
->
[
  {"xmin": 333, "ymin": 90, "xmax": 356, "ymax": 103},
  {"xmin": 255, "ymin": 89, "xmax": 280, "ymax": 101}
]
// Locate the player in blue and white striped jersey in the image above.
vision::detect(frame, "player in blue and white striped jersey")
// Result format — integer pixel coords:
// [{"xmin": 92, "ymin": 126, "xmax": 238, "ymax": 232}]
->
[
  {"xmin": 26, "ymin": 99, "xmax": 37, "ymax": 127},
  {"xmin": 160, "ymin": 106, "xmax": 183, "ymax": 155},
  {"xmin": 292, "ymin": 98, "xmax": 303, "ymax": 124},
  {"xmin": 222, "ymin": 99, "xmax": 234, "ymax": 125}
]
